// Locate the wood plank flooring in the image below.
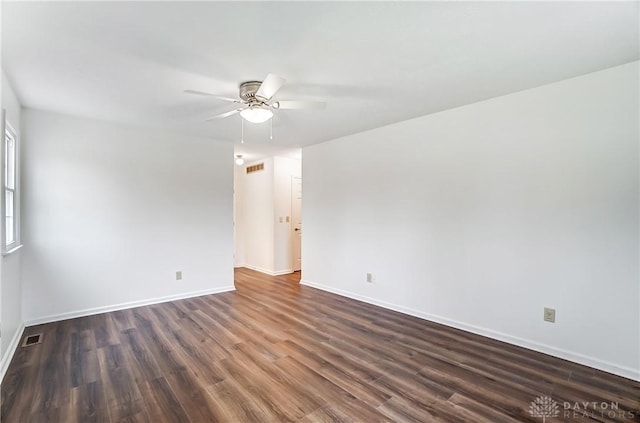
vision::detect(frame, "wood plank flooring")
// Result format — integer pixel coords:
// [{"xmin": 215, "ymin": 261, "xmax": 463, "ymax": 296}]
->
[{"xmin": 2, "ymin": 268, "xmax": 639, "ymax": 422}]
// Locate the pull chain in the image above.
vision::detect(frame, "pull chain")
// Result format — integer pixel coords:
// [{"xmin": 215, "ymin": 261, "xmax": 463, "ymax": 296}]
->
[
  {"xmin": 270, "ymin": 118, "xmax": 273, "ymax": 141},
  {"xmin": 241, "ymin": 118, "xmax": 244, "ymax": 144}
]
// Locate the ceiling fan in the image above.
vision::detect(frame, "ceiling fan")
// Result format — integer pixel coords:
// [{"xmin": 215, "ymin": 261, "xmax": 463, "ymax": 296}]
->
[{"xmin": 185, "ymin": 73, "xmax": 326, "ymax": 124}]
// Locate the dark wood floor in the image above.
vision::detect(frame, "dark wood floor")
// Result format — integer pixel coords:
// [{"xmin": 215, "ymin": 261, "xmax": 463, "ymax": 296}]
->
[{"xmin": 2, "ymin": 268, "xmax": 638, "ymax": 422}]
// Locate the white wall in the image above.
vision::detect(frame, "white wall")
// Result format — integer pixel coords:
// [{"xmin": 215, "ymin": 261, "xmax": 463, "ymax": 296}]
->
[
  {"xmin": 233, "ymin": 163, "xmax": 245, "ymax": 267},
  {"xmin": 236, "ymin": 158, "xmax": 275, "ymax": 274},
  {"xmin": 0, "ymin": 70, "xmax": 23, "ymax": 373},
  {"xmin": 21, "ymin": 110, "xmax": 234, "ymax": 323},
  {"xmin": 302, "ymin": 62, "xmax": 639, "ymax": 380}
]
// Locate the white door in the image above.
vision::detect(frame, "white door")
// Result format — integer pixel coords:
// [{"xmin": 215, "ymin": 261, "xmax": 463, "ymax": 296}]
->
[{"xmin": 291, "ymin": 177, "xmax": 302, "ymax": 271}]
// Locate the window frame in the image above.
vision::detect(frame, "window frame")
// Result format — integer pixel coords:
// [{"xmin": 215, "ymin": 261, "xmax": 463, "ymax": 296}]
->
[{"xmin": 1, "ymin": 109, "xmax": 21, "ymax": 255}]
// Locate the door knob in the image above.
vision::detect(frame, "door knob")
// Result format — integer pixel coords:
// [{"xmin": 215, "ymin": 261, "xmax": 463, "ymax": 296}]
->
[{"xmin": 294, "ymin": 228, "xmax": 300, "ymax": 231}]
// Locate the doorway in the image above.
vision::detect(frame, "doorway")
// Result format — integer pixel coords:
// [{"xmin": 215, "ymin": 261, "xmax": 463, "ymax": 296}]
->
[{"xmin": 233, "ymin": 153, "xmax": 302, "ymax": 278}]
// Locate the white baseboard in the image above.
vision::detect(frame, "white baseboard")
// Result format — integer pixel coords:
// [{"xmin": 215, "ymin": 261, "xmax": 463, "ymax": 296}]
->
[
  {"xmin": 242, "ymin": 265, "xmax": 293, "ymax": 276},
  {"xmin": 300, "ymin": 279, "xmax": 640, "ymax": 382},
  {"xmin": 24, "ymin": 285, "xmax": 236, "ymax": 327},
  {"xmin": 0, "ymin": 322, "xmax": 25, "ymax": 384}
]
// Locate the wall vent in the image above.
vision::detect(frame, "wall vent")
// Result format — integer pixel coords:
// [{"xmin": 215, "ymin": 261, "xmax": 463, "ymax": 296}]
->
[
  {"xmin": 21, "ymin": 333, "xmax": 43, "ymax": 347},
  {"xmin": 246, "ymin": 163, "xmax": 264, "ymax": 174}
]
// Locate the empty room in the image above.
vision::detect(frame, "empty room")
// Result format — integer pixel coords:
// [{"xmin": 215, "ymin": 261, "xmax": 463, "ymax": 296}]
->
[{"xmin": 1, "ymin": 1, "xmax": 638, "ymax": 422}]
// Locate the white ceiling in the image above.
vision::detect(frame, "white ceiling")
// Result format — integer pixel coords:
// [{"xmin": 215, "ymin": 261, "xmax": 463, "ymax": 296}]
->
[{"xmin": 2, "ymin": 1, "xmax": 638, "ymax": 156}]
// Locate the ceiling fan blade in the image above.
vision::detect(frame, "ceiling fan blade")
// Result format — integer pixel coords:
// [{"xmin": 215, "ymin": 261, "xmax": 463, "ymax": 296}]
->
[
  {"xmin": 205, "ymin": 109, "xmax": 242, "ymax": 121},
  {"xmin": 185, "ymin": 90, "xmax": 240, "ymax": 103},
  {"xmin": 255, "ymin": 73, "xmax": 286, "ymax": 100},
  {"xmin": 273, "ymin": 100, "xmax": 326, "ymax": 110}
]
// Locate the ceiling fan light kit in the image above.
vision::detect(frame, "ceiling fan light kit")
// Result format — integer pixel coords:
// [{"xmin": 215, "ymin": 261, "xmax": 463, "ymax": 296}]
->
[{"xmin": 240, "ymin": 106, "xmax": 273, "ymax": 124}]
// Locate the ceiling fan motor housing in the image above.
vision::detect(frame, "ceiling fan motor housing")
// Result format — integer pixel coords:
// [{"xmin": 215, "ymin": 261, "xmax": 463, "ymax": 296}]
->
[{"xmin": 239, "ymin": 81, "xmax": 263, "ymax": 102}]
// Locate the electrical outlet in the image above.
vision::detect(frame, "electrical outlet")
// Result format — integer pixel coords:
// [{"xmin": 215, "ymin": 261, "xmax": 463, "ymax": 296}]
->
[
  {"xmin": 366, "ymin": 273, "xmax": 374, "ymax": 283},
  {"xmin": 543, "ymin": 307, "xmax": 556, "ymax": 323},
  {"xmin": 176, "ymin": 271, "xmax": 182, "ymax": 281}
]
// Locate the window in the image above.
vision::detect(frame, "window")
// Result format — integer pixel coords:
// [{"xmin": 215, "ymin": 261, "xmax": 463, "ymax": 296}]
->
[{"xmin": 2, "ymin": 110, "xmax": 20, "ymax": 254}]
